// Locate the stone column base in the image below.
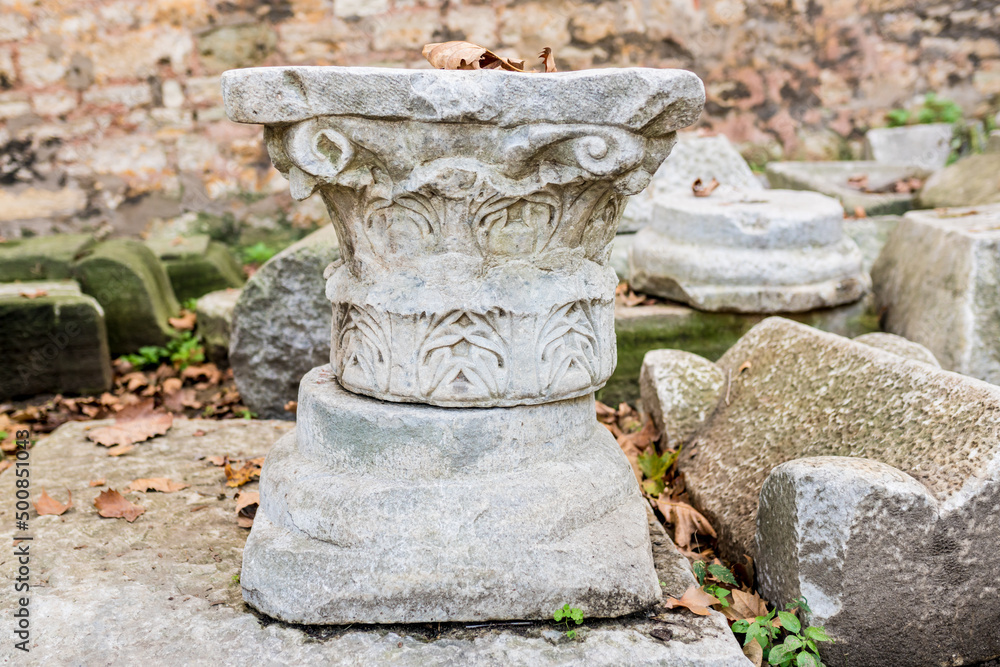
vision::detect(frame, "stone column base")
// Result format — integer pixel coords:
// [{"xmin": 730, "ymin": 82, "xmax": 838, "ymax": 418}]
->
[{"xmin": 240, "ymin": 366, "xmax": 660, "ymax": 624}]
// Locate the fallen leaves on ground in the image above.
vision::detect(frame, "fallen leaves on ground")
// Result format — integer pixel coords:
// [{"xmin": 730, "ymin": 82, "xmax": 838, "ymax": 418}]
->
[
  {"xmin": 743, "ymin": 637, "xmax": 764, "ymax": 667},
  {"xmin": 656, "ymin": 498, "xmax": 717, "ymax": 549},
  {"xmin": 34, "ymin": 488, "xmax": 72, "ymax": 516},
  {"xmin": 225, "ymin": 457, "xmax": 265, "ymax": 488},
  {"xmin": 125, "ymin": 477, "xmax": 189, "ymax": 493},
  {"xmin": 236, "ymin": 490, "xmax": 259, "ymax": 528},
  {"xmin": 106, "ymin": 444, "xmax": 135, "ymax": 457},
  {"xmin": 168, "ymin": 310, "xmax": 197, "ymax": 331},
  {"xmin": 664, "ymin": 585, "xmax": 719, "ymax": 616},
  {"xmin": 847, "ymin": 173, "xmax": 923, "ymax": 194},
  {"xmin": 89, "ymin": 479, "xmax": 106, "ymax": 487},
  {"xmin": 615, "ymin": 281, "xmax": 654, "ymax": 308},
  {"xmin": 86, "ymin": 399, "xmax": 173, "ymax": 448},
  {"xmin": 19, "ymin": 288, "xmax": 48, "ymax": 299},
  {"xmin": 722, "ymin": 589, "xmax": 770, "ymax": 623},
  {"xmin": 94, "ymin": 489, "xmax": 145, "ymax": 522},
  {"xmin": 692, "ymin": 177, "xmax": 720, "ymax": 197}
]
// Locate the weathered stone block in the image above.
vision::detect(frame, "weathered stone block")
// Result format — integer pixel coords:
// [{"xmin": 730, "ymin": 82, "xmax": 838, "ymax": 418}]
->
[
  {"xmin": 872, "ymin": 204, "xmax": 1000, "ymax": 384},
  {"xmin": 146, "ymin": 234, "xmax": 244, "ymax": 301},
  {"xmin": 765, "ymin": 161, "xmax": 930, "ymax": 216},
  {"xmin": 639, "ymin": 349, "xmax": 725, "ymax": 447},
  {"xmin": 851, "ymin": 331, "xmax": 939, "ymax": 366},
  {"xmin": 629, "ymin": 189, "xmax": 868, "ymax": 313},
  {"xmin": 863, "ymin": 122, "xmax": 953, "ymax": 170},
  {"xmin": 0, "ymin": 233, "xmax": 93, "ymax": 282},
  {"xmin": 244, "ymin": 367, "xmax": 660, "ymax": 624},
  {"xmin": 647, "ymin": 317, "xmax": 1000, "ymax": 665},
  {"xmin": 842, "ymin": 215, "xmax": 900, "ymax": 274},
  {"xmin": 195, "ymin": 287, "xmax": 240, "ymax": 363},
  {"xmin": 620, "ymin": 133, "xmax": 762, "ymax": 233},
  {"xmin": 72, "ymin": 239, "xmax": 180, "ymax": 355},
  {"xmin": 917, "ymin": 152, "xmax": 1000, "ymax": 209},
  {"xmin": 230, "ymin": 225, "xmax": 340, "ymax": 419},
  {"xmin": 0, "ymin": 281, "xmax": 112, "ymax": 398}
]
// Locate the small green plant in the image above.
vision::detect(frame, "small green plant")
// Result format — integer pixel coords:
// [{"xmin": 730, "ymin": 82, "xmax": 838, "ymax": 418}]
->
[
  {"xmin": 691, "ymin": 561, "xmax": 738, "ymax": 607},
  {"xmin": 886, "ymin": 92, "xmax": 962, "ymax": 128},
  {"xmin": 235, "ymin": 409, "xmax": 257, "ymax": 420},
  {"xmin": 182, "ymin": 297, "xmax": 199, "ymax": 312},
  {"xmin": 241, "ymin": 242, "xmax": 278, "ymax": 266},
  {"xmin": 637, "ymin": 446, "xmax": 680, "ymax": 496},
  {"xmin": 553, "ymin": 604, "xmax": 584, "ymax": 639},
  {"xmin": 731, "ymin": 597, "xmax": 833, "ymax": 666},
  {"xmin": 231, "ymin": 573, "xmax": 240, "ymax": 584},
  {"xmin": 120, "ymin": 331, "xmax": 205, "ymax": 370},
  {"xmin": 885, "ymin": 108, "xmax": 911, "ymax": 128}
]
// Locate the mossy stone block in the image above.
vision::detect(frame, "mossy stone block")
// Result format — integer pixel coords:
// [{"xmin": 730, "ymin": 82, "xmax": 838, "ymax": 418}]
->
[
  {"xmin": 0, "ymin": 234, "xmax": 95, "ymax": 282},
  {"xmin": 147, "ymin": 234, "xmax": 245, "ymax": 301},
  {"xmin": 196, "ymin": 287, "xmax": 241, "ymax": 363},
  {"xmin": 72, "ymin": 239, "xmax": 180, "ymax": 355},
  {"xmin": 0, "ymin": 281, "xmax": 113, "ymax": 399}
]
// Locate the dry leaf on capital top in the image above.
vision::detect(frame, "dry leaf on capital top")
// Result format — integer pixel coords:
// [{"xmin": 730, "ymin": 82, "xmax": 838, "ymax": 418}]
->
[
  {"xmin": 34, "ymin": 488, "xmax": 72, "ymax": 516},
  {"xmin": 236, "ymin": 491, "xmax": 259, "ymax": 528},
  {"xmin": 656, "ymin": 498, "xmax": 717, "ymax": 549},
  {"xmin": 663, "ymin": 585, "xmax": 719, "ymax": 616},
  {"xmin": 87, "ymin": 399, "xmax": 173, "ymax": 448},
  {"xmin": 422, "ymin": 41, "xmax": 525, "ymax": 72},
  {"xmin": 125, "ymin": 477, "xmax": 190, "ymax": 493},
  {"xmin": 94, "ymin": 489, "xmax": 145, "ymax": 522}
]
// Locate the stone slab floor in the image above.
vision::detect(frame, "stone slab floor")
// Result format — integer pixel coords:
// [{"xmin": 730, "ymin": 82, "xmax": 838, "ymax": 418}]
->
[{"xmin": 0, "ymin": 418, "xmax": 746, "ymax": 666}]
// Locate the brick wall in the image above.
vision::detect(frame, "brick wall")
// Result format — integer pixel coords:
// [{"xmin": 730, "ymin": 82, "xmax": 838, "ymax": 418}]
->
[{"xmin": 1, "ymin": 0, "xmax": 998, "ymax": 238}]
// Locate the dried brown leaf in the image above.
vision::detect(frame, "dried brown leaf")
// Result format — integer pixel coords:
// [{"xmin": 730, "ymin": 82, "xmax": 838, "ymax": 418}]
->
[
  {"xmin": 107, "ymin": 444, "xmax": 134, "ymax": 456},
  {"xmin": 87, "ymin": 399, "xmax": 173, "ymax": 447},
  {"xmin": 236, "ymin": 490, "xmax": 259, "ymax": 528},
  {"xmin": 168, "ymin": 310, "xmax": 196, "ymax": 331},
  {"xmin": 617, "ymin": 434, "xmax": 643, "ymax": 484},
  {"xmin": 181, "ymin": 363, "xmax": 221, "ymax": 385},
  {"xmin": 538, "ymin": 46, "xmax": 558, "ymax": 72},
  {"xmin": 225, "ymin": 460, "xmax": 262, "ymax": 488},
  {"xmin": 89, "ymin": 479, "xmax": 106, "ymax": 487},
  {"xmin": 19, "ymin": 288, "xmax": 48, "ymax": 299},
  {"xmin": 94, "ymin": 489, "xmax": 145, "ymax": 522},
  {"xmin": 663, "ymin": 585, "xmax": 719, "ymax": 616},
  {"xmin": 284, "ymin": 400, "xmax": 297, "ymax": 413},
  {"xmin": 656, "ymin": 499, "xmax": 717, "ymax": 549},
  {"xmin": 692, "ymin": 178, "xmax": 720, "ymax": 197},
  {"xmin": 34, "ymin": 487, "xmax": 72, "ymax": 516},
  {"xmin": 618, "ymin": 417, "xmax": 659, "ymax": 453},
  {"xmin": 422, "ymin": 41, "xmax": 524, "ymax": 72},
  {"xmin": 722, "ymin": 588, "xmax": 770, "ymax": 622},
  {"xmin": 161, "ymin": 377, "xmax": 183, "ymax": 395},
  {"xmin": 206, "ymin": 455, "xmax": 227, "ymax": 466},
  {"xmin": 126, "ymin": 477, "xmax": 190, "ymax": 493},
  {"xmin": 743, "ymin": 637, "xmax": 764, "ymax": 667},
  {"xmin": 595, "ymin": 400, "xmax": 618, "ymax": 424}
]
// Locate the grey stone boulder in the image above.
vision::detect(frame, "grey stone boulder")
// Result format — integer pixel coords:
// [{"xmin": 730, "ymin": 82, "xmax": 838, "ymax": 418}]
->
[
  {"xmin": 864, "ymin": 123, "xmax": 953, "ymax": 170},
  {"xmin": 620, "ymin": 133, "xmax": 762, "ymax": 233},
  {"xmin": 72, "ymin": 238, "xmax": 181, "ymax": 355},
  {"xmin": 872, "ymin": 204, "xmax": 1000, "ymax": 384},
  {"xmin": 766, "ymin": 161, "xmax": 931, "ymax": 216},
  {"xmin": 230, "ymin": 224, "xmax": 339, "ymax": 418},
  {"xmin": 842, "ymin": 215, "xmax": 900, "ymax": 274},
  {"xmin": 660, "ymin": 317, "xmax": 1000, "ymax": 666},
  {"xmin": 852, "ymin": 332, "xmax": 939, "ymax": 366},
  {"xmin": 0, "ymin": 281, "xmax": 112, "ymax": 399},
  {"xmin": 757, "ymin": 456, "xmax": 1000, "ymax": 667},
  {"xmin": 917, "ymin": 152, "xmax": 1000, "ymax": 209},
  {"xmin": 196, "ymin": 287, "xmax": 241, "ymax": 363},
  {"xmin": 629, "ymin": 189, "xmax": 868, "ymax": 313},
  {"xmin": 639, "ymin": 349, "xmax": 725, "ymax": 447},
  {"xmin": 0, "ymin": 417, "xmax": 747, "ymax": 666}
]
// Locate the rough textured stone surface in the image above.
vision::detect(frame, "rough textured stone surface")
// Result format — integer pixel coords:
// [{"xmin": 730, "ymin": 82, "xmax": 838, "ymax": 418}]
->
[
  {"xmin": 842, "ymin": 215, "xmax": 900, "ymax": 273},
  {"xmin": 629, "ymin": 189, "xmax": 868, "ymax": 313},
  {"xmin": 852, "ymin": 332, "xmax": 939, "ymax": 367},
  {"xmin": 864, "ymin": 123, "xmax": 953, "ymax": 170},
  {"xmin": 245, "ymin": 367, "xmax": 660, "ymax": 623},
  {"xmin": 230, "ymin": 225, "xmax": 339, "ymax": 419},
  {"xmin": 226, "ymin": 67, "xmax": 703, "ymax": 408},
  {"xmin": 619, "ymin": 133, "xmax": 762, "ymax": 233},
  {"xmin": 917, "ymin": 153, "xmax": 1000, "ymax": 209},
  {"xmin": 72, "ymin": 238, "xmax": 180, "ymax": 355},
  {"xmin": 196, "ymin": 287, "xmax": 241, "ymax": 363},
  {"xmin": 146, "ymin": 233, "xmax": 244, "ymax": 301},
  {"xmin": 756, "ymin": 456, "xmax": 1000, "ymax": 667},
  {"xmin": 0, "ymin": 233, "xmax": 94, "ymax": 282},
  {"xmin": 0, "ymin": 418, "xmax": 746, "ymax": 666},
  {"xmin": 639, "ymin": 349, "xmax": 725, "ymax": 447},
  {"xmin": 675, "ymin": 317, "xmax": 1000, "ymax": 561},
  {"xmin": 0, "ymin": 280, "xmax": 112, "ymax": 399},
  {"xmin": 871, "ymin": 205, "xmax": 1000, "ymax": 384},
  {"xmin": 766, "ymin": 161, "xmax": 930, "ymax": 216}
]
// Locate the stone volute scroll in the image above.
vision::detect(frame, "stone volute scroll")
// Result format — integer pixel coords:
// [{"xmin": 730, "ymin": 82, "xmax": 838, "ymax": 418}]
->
[{"xmin": 224, "ymin": 65, "xmax": 705, "ymax": 624}]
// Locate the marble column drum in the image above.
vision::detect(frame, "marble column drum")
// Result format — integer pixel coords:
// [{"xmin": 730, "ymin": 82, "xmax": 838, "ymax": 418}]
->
[{"xmin": 223, "ymin": 65, "xmax": 705, "ymax": 623}]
